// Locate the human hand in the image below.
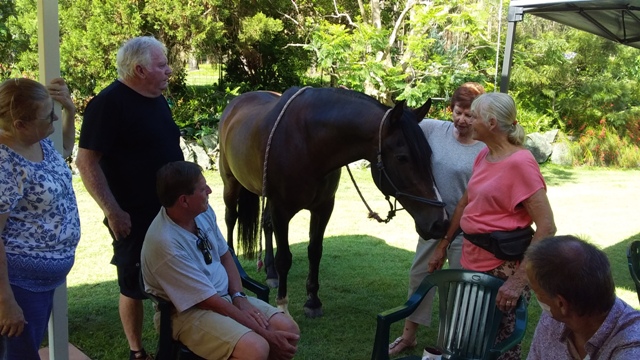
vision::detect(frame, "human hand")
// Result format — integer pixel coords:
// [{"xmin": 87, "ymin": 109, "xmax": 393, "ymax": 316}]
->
[
  {"xmin": 496, "ymin": 275, "xmax": 526, "ymax": 313},
  {"xmin": 47, "ymin": 78, "xmax": 76, "ymax": 114},
  {"xmin": 0, "ymin": 296, "xmax": 26, "ymax": 337},
  {"xmin": 106, "ymin": 208, "xmax": 131, "ymax": 240},
  {"xmin": 234, "ymin": 297, "xmax": 269, "ymax": 329},
  {"xmin": 427, "ymin": 244, "xmax": 447, "ymax": 273},
  {"xmin": 267, "ymin": 330, "xmax": 299, "ymax": 360}
]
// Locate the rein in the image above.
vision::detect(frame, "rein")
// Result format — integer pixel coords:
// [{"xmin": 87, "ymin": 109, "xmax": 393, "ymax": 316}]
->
[{"xmin": 348, "ymin": 107, "xmax": 446, "ymax": 224}]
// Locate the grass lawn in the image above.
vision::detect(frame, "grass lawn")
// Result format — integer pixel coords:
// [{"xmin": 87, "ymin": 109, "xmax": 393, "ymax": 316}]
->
[
  {"xmin": 185, "ymin": 63, "xmax": 220, "ymax": 86},
  {"xmin": 63, "ymin": 164, "xmax": 640, "ymax": 359}
]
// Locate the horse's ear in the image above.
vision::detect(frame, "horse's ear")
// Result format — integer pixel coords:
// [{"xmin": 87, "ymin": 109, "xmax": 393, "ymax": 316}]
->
[
  {"xmin": 389, "ymin": 100, "xmax": 406, "ymax": 124},
  {"xmin": 413, "ymin": 98, "xmax": 432, "ymax": 121}
]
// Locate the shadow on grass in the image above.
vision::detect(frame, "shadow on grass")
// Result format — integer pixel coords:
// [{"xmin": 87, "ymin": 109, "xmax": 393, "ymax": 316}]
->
[
  {"xmin": 603, "ymin": 232, "xmax": 640, "ymax": 307},
  {"xmin": 540, "ymin": 164, "xmax": 578, "ymax": 187},
  {"xmin": 66, "ymin": 280, "xmax": 159, "ymax": 359}
]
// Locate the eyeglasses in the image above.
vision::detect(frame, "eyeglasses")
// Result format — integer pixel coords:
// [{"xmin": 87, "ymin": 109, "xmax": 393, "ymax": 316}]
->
[
  {"xmin": 195, "ymin": 227, "xmax": 213, "ymax": 265},
  {"xmin": 35, "ymin": 107, "xmax": 55, "ymax": 124}
]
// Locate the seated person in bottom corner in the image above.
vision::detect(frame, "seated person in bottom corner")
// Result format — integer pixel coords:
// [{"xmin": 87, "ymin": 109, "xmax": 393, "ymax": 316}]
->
[
  {"xmin": 141, "ymin": 160, "xmax": 299, "ymax": 360},
  {"xmin": 525, "ymin": 235, "xmax": 640, "ymax": 360}
]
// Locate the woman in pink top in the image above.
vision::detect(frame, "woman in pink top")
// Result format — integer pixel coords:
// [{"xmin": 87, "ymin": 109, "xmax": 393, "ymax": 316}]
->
[{"xmin": 428, "ymin": 92, "xmax": 556, "ymax": 360}]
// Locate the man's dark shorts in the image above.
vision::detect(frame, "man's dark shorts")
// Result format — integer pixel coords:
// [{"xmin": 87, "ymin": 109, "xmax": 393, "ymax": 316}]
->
[{"xmin": 103, "ymin": 208, "xmax": 158, "ymax": 300}]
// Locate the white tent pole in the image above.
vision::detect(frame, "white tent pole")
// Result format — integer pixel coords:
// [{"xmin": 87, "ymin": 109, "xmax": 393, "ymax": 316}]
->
[{"xmin": 37, "ymin": 1, "xmax": 69, "ymax": 360}]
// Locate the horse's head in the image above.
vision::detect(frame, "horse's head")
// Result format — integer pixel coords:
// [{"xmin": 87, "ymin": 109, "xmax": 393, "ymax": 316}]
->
[{"xmin": 371, "ymin": 99, "xmax": 449, "ymax": 240}]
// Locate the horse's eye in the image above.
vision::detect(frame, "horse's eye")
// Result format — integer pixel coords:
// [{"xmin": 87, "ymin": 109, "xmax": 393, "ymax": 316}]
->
[{"xmin": 395, "ymin": 154, "xmax": 409, "ymax": 163}]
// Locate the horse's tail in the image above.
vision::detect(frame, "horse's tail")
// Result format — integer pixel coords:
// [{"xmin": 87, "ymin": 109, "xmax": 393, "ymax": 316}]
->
[{"xmin": 237, "ymin": 187, "xmax": 260, "ymax": 259}]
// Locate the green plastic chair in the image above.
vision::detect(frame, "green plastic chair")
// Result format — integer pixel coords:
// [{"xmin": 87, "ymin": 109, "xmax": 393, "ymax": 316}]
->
[
  {"xmin": 627, "ymin": 240, "xmax": 640, "ymax": 304},
  {"xmin": 140, "ymin": 248, "xmax": 270, "ymax": 360},
  {"xmin": 371, "ymin": 269, "xmax": 527, "ymax": 360}
]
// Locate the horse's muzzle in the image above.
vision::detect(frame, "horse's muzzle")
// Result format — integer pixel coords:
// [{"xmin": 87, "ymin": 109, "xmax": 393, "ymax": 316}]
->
[{"xmin": 417, "ymin": 219, "xmax": 449, "ymax": 240}]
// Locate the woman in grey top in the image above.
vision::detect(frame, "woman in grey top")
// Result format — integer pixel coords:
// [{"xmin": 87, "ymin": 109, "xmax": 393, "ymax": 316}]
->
[{"xmin": 389, "ymin": 82, "xmax": 486, "ymax": 356}]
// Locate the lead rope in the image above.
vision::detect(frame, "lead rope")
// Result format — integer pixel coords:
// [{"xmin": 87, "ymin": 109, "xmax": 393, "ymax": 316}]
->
[
  {"xmin": 345, "ymin": 108, "xmax": 397, "ymax": 223},
  {"xmin": 257, "ymin": 86, "xmax": 311, "ymax": 270},
  {"xmin": 345, "ymin": 164, "xmax": 396, "ymax": 223}
]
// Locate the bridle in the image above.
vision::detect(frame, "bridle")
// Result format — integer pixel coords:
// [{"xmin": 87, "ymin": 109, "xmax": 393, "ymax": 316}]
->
[
  {"xmin": 347, "ymin": 107, "xmax": 446, "ymax": 223},
  {"xmin": 376, "ymin": 108, "xmax": 446, "ymax": 207}
]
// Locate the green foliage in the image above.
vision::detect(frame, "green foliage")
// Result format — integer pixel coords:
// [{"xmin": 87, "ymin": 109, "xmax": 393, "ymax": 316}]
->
[
  {"xmin": 0, "ymin": 1, "xmax": 17, "ymax": 77},
  {"xmin": 569, "ymin": 122, "xmax": 640, "ymax": 168},
  {"xmin": 223, "ymin": 11, "xmax": 308, "ymax": 92},
  {"xmin": 59, "ymin": 0, "xmax": 142, "ymax": 95},
  {"xmin": 305, "ymin": 0, "xmax": 496, "ymax": 105},
  {"xmin": 169, "ymin": 84, "xmax": 240, "ymax": 139},
  {"xmin": 511, "ymin": 20, "xmax": 640, "ymax": 143},
  {"xmin": 4, "ymin": 0, "xmax": 640, "ymax": 167},
  {"xmin": 1, "ymin": 0, "xmax": 38, "ymax": 79}
]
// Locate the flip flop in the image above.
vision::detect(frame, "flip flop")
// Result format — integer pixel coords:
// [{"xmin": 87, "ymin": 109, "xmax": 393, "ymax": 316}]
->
[{"xmin": 388, "ymin": 336, "xmax": 418, "ymax": 356}]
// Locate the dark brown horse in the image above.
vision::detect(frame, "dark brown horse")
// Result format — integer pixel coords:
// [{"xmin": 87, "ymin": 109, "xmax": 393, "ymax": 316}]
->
[{"xmin": 219, "ymin": 87, "xmax": 447, "ymax": 317}]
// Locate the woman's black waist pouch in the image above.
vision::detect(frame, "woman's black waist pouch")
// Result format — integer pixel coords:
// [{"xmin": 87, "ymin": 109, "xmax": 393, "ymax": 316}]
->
[{"xmin": 464, "ymin": 226, "xmax": 534, "ymax": 261}]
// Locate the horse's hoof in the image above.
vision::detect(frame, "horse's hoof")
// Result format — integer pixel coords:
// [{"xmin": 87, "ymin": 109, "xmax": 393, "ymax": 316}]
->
[
  {"xmin": 303, "ymin": 307, "xmax": 323, "ymax": 318},
  {"xmin": 266, "ymin": 278, "xmax": 279, "ymax": 289}
]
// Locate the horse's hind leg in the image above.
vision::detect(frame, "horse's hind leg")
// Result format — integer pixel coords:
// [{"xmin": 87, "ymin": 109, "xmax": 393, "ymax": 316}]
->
[
  {"xmin": 223, "ymin": 190, "xmax": 239, "ymax": 251},
  {"xmin": 221, "ymin": 171, "xmax": 242, "ymax": 251},
  {"xmin": 304, "ymin": 197, "xmax": 336, "ymax": 318},
  {"xmin": 262, "ymin": 207, "xmax": 279, "ymax": 288}
]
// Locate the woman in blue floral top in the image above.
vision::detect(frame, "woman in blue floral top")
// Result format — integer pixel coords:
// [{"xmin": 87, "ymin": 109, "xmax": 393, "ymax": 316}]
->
[{"xmin": 0, "ymin": 77, "xmax": 80, "ymax": 359}]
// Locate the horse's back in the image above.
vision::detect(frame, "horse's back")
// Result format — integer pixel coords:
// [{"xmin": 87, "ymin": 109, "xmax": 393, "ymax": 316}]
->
[{"xmin": 219, "ymin": 91, "xmax": 283, "ymax": 194}]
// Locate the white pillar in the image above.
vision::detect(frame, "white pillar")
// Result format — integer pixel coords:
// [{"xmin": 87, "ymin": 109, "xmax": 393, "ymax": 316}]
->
[{"xmin": 37, "ymin": 1, "xmax": 69, "ymax": 360}]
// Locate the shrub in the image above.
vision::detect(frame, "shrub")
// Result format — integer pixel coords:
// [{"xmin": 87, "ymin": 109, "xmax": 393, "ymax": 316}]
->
[
  {"xmin": 568, "ymin": 121, "xmax": 640, "ymax": 167},
  {"xmin": 168, "ymin": 84, "xmax": 240, "ymax": 140}
]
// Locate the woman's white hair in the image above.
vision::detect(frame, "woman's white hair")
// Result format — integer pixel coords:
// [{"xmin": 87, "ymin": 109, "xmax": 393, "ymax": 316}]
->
[
  {"xmin": 471, "ymin": 92, "xmax": 525, "ymax": 146},
  {"xmin": 116, "ymin": 36, "xmax": 167, "ymax": 81}
]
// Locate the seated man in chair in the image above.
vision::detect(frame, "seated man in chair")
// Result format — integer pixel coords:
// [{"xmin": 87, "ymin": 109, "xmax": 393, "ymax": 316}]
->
[
  {"xmin": 526, "ymin": 235, "xmax": 640, "ymax": 359},
  {"xmin": 141, "ymin": 161, "xmax": 299, "ymax": 360}
]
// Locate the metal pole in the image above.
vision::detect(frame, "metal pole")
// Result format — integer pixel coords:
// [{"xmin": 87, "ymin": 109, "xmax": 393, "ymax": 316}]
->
[{"xmin": 500, "ymin": 6, "xmax": 524, "ymax": 93}]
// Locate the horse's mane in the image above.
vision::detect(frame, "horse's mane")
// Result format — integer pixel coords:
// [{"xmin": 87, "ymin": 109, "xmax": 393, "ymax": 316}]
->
[
  {"xmin": 282, "ymin": 86, "xmax": 432, "ymax": 168},
  {"xmin": 398, "ymin": 113, "xmax": 434, "ymax": 175},
  {"xmin": 282, "ymin": 86, "xmax": 384, "ymax": 109}
]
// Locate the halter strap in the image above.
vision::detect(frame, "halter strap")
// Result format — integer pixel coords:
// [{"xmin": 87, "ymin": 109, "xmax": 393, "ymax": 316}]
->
[{"xmin": 375, "ymin": 107, "xmax": 446, "ymax": 208}]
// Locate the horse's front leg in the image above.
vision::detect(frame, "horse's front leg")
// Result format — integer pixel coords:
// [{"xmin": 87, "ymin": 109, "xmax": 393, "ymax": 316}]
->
[
  {"xmin": 271, "ymin": 209, "xmax": 293, "ymax": 315},
  {"xmin": 304, "ymin": 197, "xmax": 335, "ymax": 318},
  {"xmin": 262, "ymin": 207, "xmax": 278, "ymax": 288}
]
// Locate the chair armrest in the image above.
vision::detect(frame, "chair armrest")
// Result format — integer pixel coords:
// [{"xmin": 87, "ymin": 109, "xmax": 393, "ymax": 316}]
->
[
  {"xmin": 488, "ymin": 295, "xmax": 528, "ymax": 360},
  {"xmin": 230, "ymin": 248, "xmax": 270, "ymax": 303},
  {"xmin": 371, "ymin": 276, "xmax": 437, "ymax": 360},
  {"xmin": 628, "ymin": 243, "xmax": 640, "ymax": 284}
]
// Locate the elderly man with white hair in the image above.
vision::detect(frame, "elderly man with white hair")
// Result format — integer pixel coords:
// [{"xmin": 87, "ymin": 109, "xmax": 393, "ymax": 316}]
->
[{"xmin": 76, "ymin": 36, "xmax": 184, "ymax": 360}]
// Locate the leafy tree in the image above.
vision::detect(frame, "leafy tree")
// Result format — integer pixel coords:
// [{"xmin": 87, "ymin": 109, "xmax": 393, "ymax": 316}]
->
[
  {"xmin": 305, "ymin": 0, "xmax": 497, "ymax": 105},
  {"xmin": 0, "ymin": 1, "xmax": 17, "ymax": 77}
]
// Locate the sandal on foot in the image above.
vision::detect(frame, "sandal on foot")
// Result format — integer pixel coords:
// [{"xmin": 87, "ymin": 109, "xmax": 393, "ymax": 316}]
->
[
  {"xmin": 388, "ymin": 336, "xmax": 417, "ymax": 356},
  {"xmin": 130, "ymin": 349, "xmax": 154, "ymax": 360}
]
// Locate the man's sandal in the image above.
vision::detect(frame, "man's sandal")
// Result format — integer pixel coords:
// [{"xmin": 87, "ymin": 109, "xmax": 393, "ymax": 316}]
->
[{"xmin": 388, "ymin": 336, "xmax": 417, "ymax": 356}]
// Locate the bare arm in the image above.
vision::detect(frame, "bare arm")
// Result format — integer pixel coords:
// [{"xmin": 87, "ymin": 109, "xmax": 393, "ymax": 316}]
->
[
  {"xmin": 0, "ymin": 213, "xmax": 26, "ymax": 337},
  {"xmin": 75, "ymin": 148, "xmax": 131, "ymax": 240},
  {"xmin": 47, "ymin": 78, "xmax": 76, "ymax": 158},
  {"xmin": 428, "ymin": 190, "xmax": 469, "ymax": 273},
  {"xmin": 497, "ymin": 188, "xmax": 556, "ymax": 311},
  {"xmin": 195, "ymin": 251, "xmax": 298, "ymax": 355}
]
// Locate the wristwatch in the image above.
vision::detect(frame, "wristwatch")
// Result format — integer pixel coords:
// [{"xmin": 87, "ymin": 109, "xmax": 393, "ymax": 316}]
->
[{"xmin": 231, "ymin": 291, "xmax": 247, "ymax": 300}]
